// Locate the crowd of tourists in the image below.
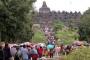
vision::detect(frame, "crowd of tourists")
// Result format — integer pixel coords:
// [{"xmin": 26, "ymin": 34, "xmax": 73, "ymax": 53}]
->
[
  {"xmin": 0, "ymin": 41, "xmax": 88, "ymax": 60},
  {"xmin": 0, "ymin": 42, "xmax": 59, "ymax": 60}
]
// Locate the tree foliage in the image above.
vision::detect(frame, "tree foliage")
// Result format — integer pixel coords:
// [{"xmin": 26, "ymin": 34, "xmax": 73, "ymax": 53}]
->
[
  {"xmin": 53, "ymin": 20, "xmax": 64, "ymax": 32},
  {"xmin": 79, "ymin": 8, "xmax": 90, "ymax": 43},
  {"xmin": 0, "ymin": 0, "xmax": 36, "ymax": 42},
  {"xmin": 32, "ymin": 24, "xmax": 46, "ymax": 43}
]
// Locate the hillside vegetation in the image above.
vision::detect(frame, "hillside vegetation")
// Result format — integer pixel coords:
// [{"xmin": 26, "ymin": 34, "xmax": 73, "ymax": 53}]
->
[
  {"xmin": 64, "ymin": 47, "xmax": 90, "ymax": 60},
  {"xmin": 53, "ymin": 21, "xmax": 79, "ymax": 45}
]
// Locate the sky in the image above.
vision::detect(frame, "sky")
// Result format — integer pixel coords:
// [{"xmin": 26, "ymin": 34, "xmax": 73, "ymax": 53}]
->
[{"xmin": 34, "ymin": 0, "xmax": 90, "ymax": 13}]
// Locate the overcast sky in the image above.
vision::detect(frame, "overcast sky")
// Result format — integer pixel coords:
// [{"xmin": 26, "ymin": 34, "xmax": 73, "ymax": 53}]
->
[{"xmin": 34, "ymin": 0, "xmax": 90, "ymax": 13}]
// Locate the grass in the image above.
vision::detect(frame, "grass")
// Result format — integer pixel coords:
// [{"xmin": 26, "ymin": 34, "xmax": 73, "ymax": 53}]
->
[
  {"xmin": 63, "ymin": 47, "xmax": 90, "ymax": 60},
  {"xmin": 55, "ymin": 27, "xmax": 79, "ymax": 45}
]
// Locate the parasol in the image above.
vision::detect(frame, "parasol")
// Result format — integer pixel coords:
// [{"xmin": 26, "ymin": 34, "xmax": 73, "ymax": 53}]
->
[{"xmin": 47, "ymin": 44, "xmax": 54, "ymax": 49}]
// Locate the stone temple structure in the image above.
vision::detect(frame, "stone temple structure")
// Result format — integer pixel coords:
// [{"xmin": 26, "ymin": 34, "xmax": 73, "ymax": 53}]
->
[{"xmin": 33, "ymin": 1, "xmax": 81, "ymax": 27}]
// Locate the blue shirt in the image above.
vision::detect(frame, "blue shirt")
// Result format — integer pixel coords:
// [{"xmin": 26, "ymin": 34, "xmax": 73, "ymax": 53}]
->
[{"xmin": 21, "ymin": 48, "xmax": 28, "ymax": 59}]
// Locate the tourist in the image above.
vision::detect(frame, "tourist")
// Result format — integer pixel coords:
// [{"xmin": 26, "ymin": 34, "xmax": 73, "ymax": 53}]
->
[
  {"xmin": 28, "ymin": 47, "xmax": 32, "ymax": 60},
  {"xmin": 14, "ymin": 47, "xmax": 21, "ymax": 60},
  {"xmin": 21, "ymin": 45, "xmax": 29, "ymax": 60},
  {"xmin": 43, "ymin": 48, "xmax": 48, "ymax": 57},
  {"xmin": 3, "ymin": 43, "xmax": 12, "ymax": 60},
  {"xmin": 31, "ymin": 47, "xmax": 38, "ymax": 60},
  {"xmin": 10, "ymin": 46, "xmax": 17, "ymax": 60},
  {"xmin": 0, "ymin": 45, "xmax": 4, "ymax": 60},
  {"xmin": 60, "ymin": 44, "xmax": 64, "ymax": 54},
  {"xmin": 55, "ymin": 46, "xmax": 61, "ymax": 56},
  {"xmin": 64, "ymin": 45, "xmax": 72, "ymax": 55},
  {"xmin": 49, "ymin": 49, "xmax": 54, "ymax": 58},
  {"xmin": 37, "ymin": 46, "xmax": 43, "ymax": 58}
]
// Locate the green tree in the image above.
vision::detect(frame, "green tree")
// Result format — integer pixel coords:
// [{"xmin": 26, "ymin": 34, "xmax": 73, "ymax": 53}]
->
[
  {"xmin": 0, "ymin": 0, "xmax": 36, "ymax": 42},
  {"xmin": 53, "ymin": 20, "xmax": 64, "ymax": 32},
  {"xmin": 79, "ymin": 8, "xmax": 90, "ymax": 43},
  {"xmin": 53, "ymin": 20, "xmax": 79, "ymax": 45}
]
